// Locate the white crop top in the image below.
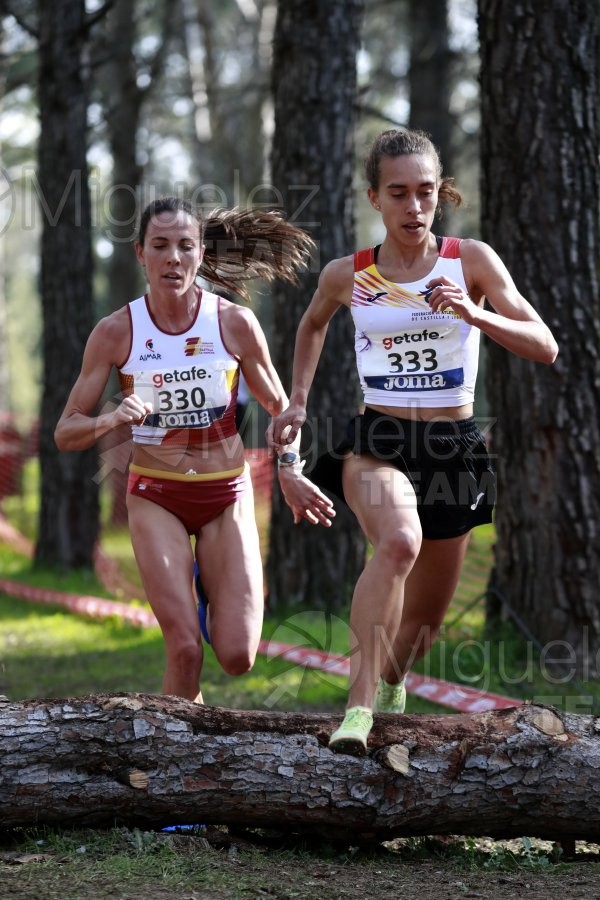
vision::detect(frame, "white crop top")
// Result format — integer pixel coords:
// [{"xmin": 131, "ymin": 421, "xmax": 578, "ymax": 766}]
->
[
  {"xmin": 118, "ymin": 290, "xmax": 239, "ymax": 445},
  {"xmin": 351, "ymin": 238, "xmax": 480, "ymax": 407}
]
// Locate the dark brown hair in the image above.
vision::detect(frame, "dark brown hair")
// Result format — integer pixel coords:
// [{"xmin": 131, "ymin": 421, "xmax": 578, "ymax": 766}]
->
[
  {"xmin": 364, "ymin": 129, "xmax": 462, "ymax": 209},
  {"xmin": 137, "ymin": 197, "xmax": 314, "ymax": 301}
]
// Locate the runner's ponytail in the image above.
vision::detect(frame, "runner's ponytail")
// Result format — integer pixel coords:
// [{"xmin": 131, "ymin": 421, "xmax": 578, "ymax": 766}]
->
[{"xmin": 201, "ymin": 207, "xmax": 314, "ymax": 302}]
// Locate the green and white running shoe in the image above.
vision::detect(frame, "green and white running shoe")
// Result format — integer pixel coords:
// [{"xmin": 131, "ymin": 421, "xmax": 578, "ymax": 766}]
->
[
  {"xmin": 373, "ymin": 677, "xmax": 406, "ymax": 714},
  {"xmin": 328, "ymin": 706, "xmax": 373, "ymax": 755}
]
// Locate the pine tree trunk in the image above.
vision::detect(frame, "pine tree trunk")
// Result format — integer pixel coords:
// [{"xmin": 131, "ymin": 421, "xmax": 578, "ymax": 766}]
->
[
  {"xmin": 408, "ymin": 0, "xmax": 453, "ymax": 168},
  {"xmin": 35, "ymin": 0, "xmax": 99, "ymax": 569},
  {"xmin": 267, "ymin": 0, "xmax": 366, "ymax": 611},
  {"xmin": 100, "ymin": 0, "xmax": 145, "ymax": 526},
  {"xmin": 103, "ymin": 0, "xmax": 144, "ymax": 317},
  {"xmin": 408, "ymin": 0, "xmax": 456, "ymax": 236},
  {"xmin": 478, "ymin": 1, "xmax": 600, "ymax": 670},
  {"xmin": 2, "ymin": 693, "xmax": 600, "ymax": 842}
]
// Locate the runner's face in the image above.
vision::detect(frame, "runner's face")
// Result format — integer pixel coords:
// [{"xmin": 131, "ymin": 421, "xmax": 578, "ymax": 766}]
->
[
  {"xmin": 368, "ymin": 153, "xmax": 439, "ymax": 244},
  {"xmin": 136, "ymin": 211, "xmax": 203, "ymax": 296}
]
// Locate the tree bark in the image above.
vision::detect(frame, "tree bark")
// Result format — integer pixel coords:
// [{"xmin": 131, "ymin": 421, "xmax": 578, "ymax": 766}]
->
[
  {"xmin": 408, "ymin": 0, "xmax": 460, "ymax": 235},
  {"xmin": 267, "ymin": 0, "xmax": 366, "ymax": 612},
  {"xmin": 408, "ymin": 0, "xmax": 456, "ymax": 236},
  {"xmin": 35, "ymin": 0, "xmax": 99, "ymax": 569},
  {"xmin": 408, "ymin": 0, "xmax": 453, "ymax": 168},
  {"xmin": 2, "ymin": 693, "xmax": 600, "ymax": 842},
  {"xmin": 101, "ymin": 0, "xmax": 145, "ymax": 315},
  {"xmin": 478, "ymin": 1, "xmax": 600, "ymax": 669}
]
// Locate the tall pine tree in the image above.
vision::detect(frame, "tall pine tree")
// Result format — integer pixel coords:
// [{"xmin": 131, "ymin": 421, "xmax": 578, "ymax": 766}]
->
[
  {"xmin": 36, "ymin": 0, "xmax": 103, "ymax": 568},
  {"xmin": 478, "ymin": 0, "xmax": 600, "ymax": 672},
  {"xmin": 268, "ymin": 0, "xmax": 366, "ymax": 611}
]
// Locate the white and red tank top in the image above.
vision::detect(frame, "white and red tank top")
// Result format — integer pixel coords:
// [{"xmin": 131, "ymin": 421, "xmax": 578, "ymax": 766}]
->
[
  {"xmin": 118, "ymin": 290, "xmax": 239, "ymax": 445},
  {"xmin": 351, "ymin": 237, "xmax": 480, "ymax": 407}
]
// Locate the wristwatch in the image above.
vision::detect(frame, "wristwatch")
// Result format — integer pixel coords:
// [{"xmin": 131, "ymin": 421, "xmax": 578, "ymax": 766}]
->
[{"xmin": 277, "ymin": 450, "xmax": 300, "ymax": 468}]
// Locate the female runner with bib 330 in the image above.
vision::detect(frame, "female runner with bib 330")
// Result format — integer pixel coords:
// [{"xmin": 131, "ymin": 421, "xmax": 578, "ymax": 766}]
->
[
  {"xmin": 268, "ymin": 129, "xmax": 558, "ymax": 754},
  {"xmin": 55, "ymin": 197, "xmax": 335, "ymax": 703}
]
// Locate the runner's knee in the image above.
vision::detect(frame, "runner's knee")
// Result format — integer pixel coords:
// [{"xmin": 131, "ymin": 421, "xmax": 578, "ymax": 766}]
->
[
  {"xmin": 378, "ymin": 527, "xmax": 421, "ymax": 573},
  {"xmin": 165, "ymin": 633, "xmax": 202, "ymax": 672},
  {"xmin": 216, "ymin": 644, "xmax": 256, "ymax": 677}
]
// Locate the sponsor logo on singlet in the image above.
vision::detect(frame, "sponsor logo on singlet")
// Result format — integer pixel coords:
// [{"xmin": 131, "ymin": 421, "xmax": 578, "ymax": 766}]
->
[
  {"xmin": 151, "ymin": 366, "xmax": 210, "ymax": 388},
  {"xmin": 144, "ymin": 407, "xmax": 227, "ymax": 429},
  {"xmin": 139, "ymin": 336, "xmax": 162, "ymax": 362},
  {"xmin": 185, "ymin": 336, "xmax": 215, "ymax": 356},
  {"xmin": 382, "ymin": 329, "xmax": 441, "ymax": 350},
  {"xmin": 365, "ymin": 369, "xmax": 464, "ymax": 392}
]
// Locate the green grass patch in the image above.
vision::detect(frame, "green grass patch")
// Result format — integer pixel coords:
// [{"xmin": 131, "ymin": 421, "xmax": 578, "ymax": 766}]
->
[
  {"xmin": 0, "ymin": 592, "xmax": 165, "ymax": 699},
  {"xmin": 2, "ymin": 522, "xmax": 599, "ymax": 713},
  {"xmin": 0, "ymin": 543, "xmax": 112, "ymax": 597}
]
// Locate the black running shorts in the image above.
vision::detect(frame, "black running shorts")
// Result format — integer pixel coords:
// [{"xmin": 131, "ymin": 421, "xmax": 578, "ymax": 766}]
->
[{"xmin": 309, "ymin": 407, "xmax": 495, "ymax": 540}]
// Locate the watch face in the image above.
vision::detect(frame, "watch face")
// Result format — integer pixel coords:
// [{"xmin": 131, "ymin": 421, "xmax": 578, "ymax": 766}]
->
[{"xmin": 279, "ymin": 451, "xmax": 298, "ymax": 465}]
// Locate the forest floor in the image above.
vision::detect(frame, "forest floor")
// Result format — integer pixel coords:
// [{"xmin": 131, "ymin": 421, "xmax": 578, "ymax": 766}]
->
[{"xmin": 2, "ymin": 827, "xmax": 600, "ymax": 899}]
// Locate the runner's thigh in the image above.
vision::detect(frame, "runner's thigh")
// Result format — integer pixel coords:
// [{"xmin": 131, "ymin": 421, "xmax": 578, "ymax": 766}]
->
[
  {"xmin": 342, "ymin": 453, "xmax": 421, "ymax": 545},
  {"xmin": 195, "ymin": 487, "xmax": 264, "ymax": 653},
  {"xmin": 126, "ymin": 493, "xmax": 197, "ymax": 635}
]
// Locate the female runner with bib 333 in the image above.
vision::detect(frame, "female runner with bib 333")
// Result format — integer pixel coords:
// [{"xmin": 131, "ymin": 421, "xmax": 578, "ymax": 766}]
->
[
  {"xmin": 55, "ymin": 197, "xmax": 335, "ymax": 703},
  {"xmin": 268, "ymin": 129, "xmax": 558, "ymax": 754}
]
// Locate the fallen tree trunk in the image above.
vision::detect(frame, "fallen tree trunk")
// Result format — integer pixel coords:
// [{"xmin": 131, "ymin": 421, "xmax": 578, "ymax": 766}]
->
[{"xmin": 2, "ymin": 694, "xmax": 599, "ymax": 842}]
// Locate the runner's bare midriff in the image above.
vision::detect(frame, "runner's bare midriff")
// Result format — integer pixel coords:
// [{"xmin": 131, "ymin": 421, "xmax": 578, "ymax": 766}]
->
[
  {"xmin": 131, "ymin": 433, "xmax": 246, "ymax": 475},
  {"xmin": 367, "ymin": 403, "xmax": 474, "ymax": 422}
]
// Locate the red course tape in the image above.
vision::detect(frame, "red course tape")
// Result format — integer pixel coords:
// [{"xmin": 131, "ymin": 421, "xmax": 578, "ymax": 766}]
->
[{"xmin": 0, "ymin": 579, "xmax": 521, "ymax": 713}]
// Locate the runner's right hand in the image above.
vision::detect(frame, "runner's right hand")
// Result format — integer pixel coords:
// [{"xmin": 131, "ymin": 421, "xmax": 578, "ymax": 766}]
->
[{"xmin": 266, "ymin": 403, "xmax": 307, "ymax": 450}]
